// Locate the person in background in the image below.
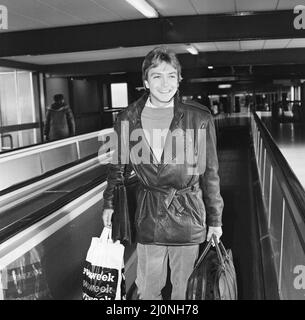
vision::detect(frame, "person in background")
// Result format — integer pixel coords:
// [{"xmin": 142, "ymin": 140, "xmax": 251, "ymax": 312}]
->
[
  {"xmin": 44, "ymin": 94, "xmax": 75, "ymax": 141},
  {"xmin": 102, "ymin": 46, "xmax": 223, "ymax": 300}
]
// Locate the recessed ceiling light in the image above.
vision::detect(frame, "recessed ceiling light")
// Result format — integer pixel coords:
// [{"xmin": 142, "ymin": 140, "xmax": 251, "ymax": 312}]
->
[{"xmin": 218, "ymin": 84, "xmax": 232, "ymax": 89}]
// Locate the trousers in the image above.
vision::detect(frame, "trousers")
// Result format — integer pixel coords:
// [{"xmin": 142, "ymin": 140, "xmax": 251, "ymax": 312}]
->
[{"xmin": 135, "ymin": 243, "xmax": 199, "ymax": 300}]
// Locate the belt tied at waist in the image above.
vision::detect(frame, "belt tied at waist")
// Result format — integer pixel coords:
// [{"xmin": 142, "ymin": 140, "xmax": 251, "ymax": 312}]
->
[{"xmin": 142, "ymin": 182, "xmax": 200, "ymax": 213}]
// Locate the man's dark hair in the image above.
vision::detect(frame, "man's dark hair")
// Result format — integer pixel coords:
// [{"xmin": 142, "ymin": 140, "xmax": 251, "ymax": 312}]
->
[
  {"xmin": 142, "ymin": 46, "xmax": 182, "ymax": 87},
  {"xmin": 53, "ymin": 94, "xmax": 64, "ymax": 102}
]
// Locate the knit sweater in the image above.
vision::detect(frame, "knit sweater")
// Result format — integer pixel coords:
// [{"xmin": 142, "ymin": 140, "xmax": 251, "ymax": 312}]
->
[{"xmin": 141, "ymin": 99, "xmax": 174, "ymax": 162}]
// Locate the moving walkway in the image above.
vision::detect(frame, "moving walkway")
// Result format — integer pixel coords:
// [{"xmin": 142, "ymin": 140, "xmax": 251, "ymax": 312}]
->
[
  {"xmin": 0, "ymin": 130, "xmax": 136, "ymax": 299},
  {"xmin": 0, "ymin": 112, "xmax": 304, "ymax": 299}
]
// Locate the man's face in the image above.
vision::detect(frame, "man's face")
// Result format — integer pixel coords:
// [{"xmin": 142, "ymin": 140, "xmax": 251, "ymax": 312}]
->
[{"xmin": 145, "ymin": 61, "xmax": 179, "ymax": 107}]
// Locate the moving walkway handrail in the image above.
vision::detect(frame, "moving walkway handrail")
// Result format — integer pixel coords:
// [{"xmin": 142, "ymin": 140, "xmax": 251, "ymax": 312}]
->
[
  {"xmin": 253, "ymin": 112, "xmax": 305, "ymax": 244},
  {"xmin": 0, "ymin": 166, "xmax": 109, "ymax": 245},
  {"xmin": 0, "ymin": 128, "xmax": 114, "ymax": 192},
  {"xmin": 0, "ymin": 129, "xmax": 112, "ymax": 161},
  {"xmin": 0, "ymin": 153, "xmax": 97, "ymax": 197}
]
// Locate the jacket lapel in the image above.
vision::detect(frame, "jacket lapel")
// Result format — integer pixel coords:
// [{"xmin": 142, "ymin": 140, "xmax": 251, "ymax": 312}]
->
[
  {"xmin": 130, "ymin": 93, "xmax": 159, "ymax": 166},
  {"xmin": 159, "ymin": 95, "xmax": 184, "ymax": 171}
]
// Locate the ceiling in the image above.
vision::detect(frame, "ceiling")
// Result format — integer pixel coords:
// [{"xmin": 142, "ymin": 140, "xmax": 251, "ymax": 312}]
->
[
  {"xmin": 1, "ymin": 0, "xmax": 305, "ymax": 72},
  {"xmin": 1, "ymin": 0, "xmax": 303, "ymax": 33}
]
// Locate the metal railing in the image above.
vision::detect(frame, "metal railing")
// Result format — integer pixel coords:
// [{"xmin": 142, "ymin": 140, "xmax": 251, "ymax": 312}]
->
[
  {"xmin": 251, "ymin": 112, "xmax": 305, "ymax": 299},
  {"xmin": 0, "ymin": 129, "xmax": 114, "ymax": 192}
]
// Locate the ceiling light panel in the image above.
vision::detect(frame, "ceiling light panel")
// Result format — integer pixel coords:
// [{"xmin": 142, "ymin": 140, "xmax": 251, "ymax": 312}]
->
[{"xmin": 124, "ymin": 0, "xmax": 158, "ymax": 18}]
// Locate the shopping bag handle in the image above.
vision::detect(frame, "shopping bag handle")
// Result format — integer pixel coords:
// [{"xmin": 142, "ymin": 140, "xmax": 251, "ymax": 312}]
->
[{"xmin": 100, "ymin": 226, "xmax": 112, "ymax": 242}]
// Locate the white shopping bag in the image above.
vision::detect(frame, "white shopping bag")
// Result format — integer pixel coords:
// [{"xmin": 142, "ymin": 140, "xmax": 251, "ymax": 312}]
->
[{"xmin": 82, "ymin": 227, "xmax": 125, "ymax": 300}]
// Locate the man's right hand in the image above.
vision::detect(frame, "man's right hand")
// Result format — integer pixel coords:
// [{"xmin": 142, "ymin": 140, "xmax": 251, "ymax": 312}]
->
[{"xmin": 102, "ymin": 209, "xmax": 114, "ymax": 228}]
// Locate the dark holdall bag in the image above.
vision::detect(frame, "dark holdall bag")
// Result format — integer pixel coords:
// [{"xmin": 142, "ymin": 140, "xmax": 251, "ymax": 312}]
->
[
  {"xmin": 112, "ymin": 174, "xmax": 138, "ymax": 246},
  {"xmin": 186, "ymin": 234, "xmax": 238, "ymax": 300}
]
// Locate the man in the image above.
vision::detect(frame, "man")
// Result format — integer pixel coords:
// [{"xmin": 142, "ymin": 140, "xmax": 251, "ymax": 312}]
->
[
  {"xmin": 102, "ymin": 46, "xmax": 223, "ymax": 300},
  {"xmin": 44, "ymin": 94, "xmax": 75, "ymax": 141}
]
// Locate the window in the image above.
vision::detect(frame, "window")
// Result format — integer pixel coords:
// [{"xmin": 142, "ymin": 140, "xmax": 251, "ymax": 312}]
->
[
  {"xmin": 110, "ymin": 83, "xmax": 128, "ymax": 108},
  {"xmin": 0, "ymin": 69, "xmax": 38, "ymax": 150}
]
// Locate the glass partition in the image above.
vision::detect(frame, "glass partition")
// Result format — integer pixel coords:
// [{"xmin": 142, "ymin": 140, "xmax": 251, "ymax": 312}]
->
[{"xmin": 251, "ymin": 113, "xmax": 305, "ymax": 299}]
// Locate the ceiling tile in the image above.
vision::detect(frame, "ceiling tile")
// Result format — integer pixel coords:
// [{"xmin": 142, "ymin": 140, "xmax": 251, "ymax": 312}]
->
[
  {"xmin": 0, "ymin": 0, "xmax": 146, "ymax": 32},
  {"xmin": 39, "ymin": 0, "xmax": 122, "ymax": 23},
  {"xmin": 235, "ymin": 0, "xmax": 278, "ymax": 12},
  {"xmin": 6, "ymin": 10, "xmax": 50, "ymax": 31},
  {"xmin": 149, "ymin": 0, "xmax": 197, "ymax": 16},
  {"xmin": 191, "ymin": 0, "xmax": 235, "ymax": 14},
  {"xmin": 94, "ymin": 0, "xmax": 145, "ymax": 19},
  {"xmin": 277, "ymin": 0, "xmax": 305, "ymax": 10},
  {"xmin": 0, "ymin": 0, "xmax": 84, "ymax": 30}
]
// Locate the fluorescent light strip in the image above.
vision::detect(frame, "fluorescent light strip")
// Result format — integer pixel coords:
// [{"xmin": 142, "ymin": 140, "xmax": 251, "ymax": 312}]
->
[
  {"xmin": 186, "ymin": 44, "xmax": 198, "ymax": 55},
  {"xmin": 218, "ymin": 84, "xmax": 232, "ymax": 89},
  {"xmin": 125, "ymin": 0, "xmax": 158, "ymax": 18}
]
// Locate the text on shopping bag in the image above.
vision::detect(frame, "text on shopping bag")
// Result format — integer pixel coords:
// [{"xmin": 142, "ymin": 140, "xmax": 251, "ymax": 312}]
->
[{"xmin": 82, "ymin": 264, "xmax": 120, "ymax": 300}]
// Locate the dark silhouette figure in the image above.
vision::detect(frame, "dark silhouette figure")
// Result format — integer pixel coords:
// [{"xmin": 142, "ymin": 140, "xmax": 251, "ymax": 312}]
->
[{"xmin": 44, "ymin": 94, "xmax": 75, "ymax": 141}]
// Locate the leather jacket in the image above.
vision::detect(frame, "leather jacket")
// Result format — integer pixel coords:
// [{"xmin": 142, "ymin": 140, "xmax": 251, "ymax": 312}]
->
[{"xmin": 103, "ymin": 93, "xmax": 223, "ymax": 245}]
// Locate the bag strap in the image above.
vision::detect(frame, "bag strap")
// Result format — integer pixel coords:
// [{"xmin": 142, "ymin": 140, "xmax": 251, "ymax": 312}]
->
[
  {"xmin": 218, "ymin": 240, "xmax": 230, "ymax": 260},
  {"xmin": 193, "ymin": 235, "xmax": 228, "ymax": 271},
  {"xmin": 193, "ymin": 238, "xmax": 213, "ymax": 270},
  {"xmin": 212, "ymin": 234, "xmax": 225, "ymax": 268}
]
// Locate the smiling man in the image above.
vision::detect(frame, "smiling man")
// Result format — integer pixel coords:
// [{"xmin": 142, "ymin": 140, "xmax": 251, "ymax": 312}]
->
[
  {"xmin": 144, "ymin": 60, "xmax": 179, "ymax": 106},
  {"xmin": 102, "ymin": 46, "xmax": 223, "ymax": 300}
]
